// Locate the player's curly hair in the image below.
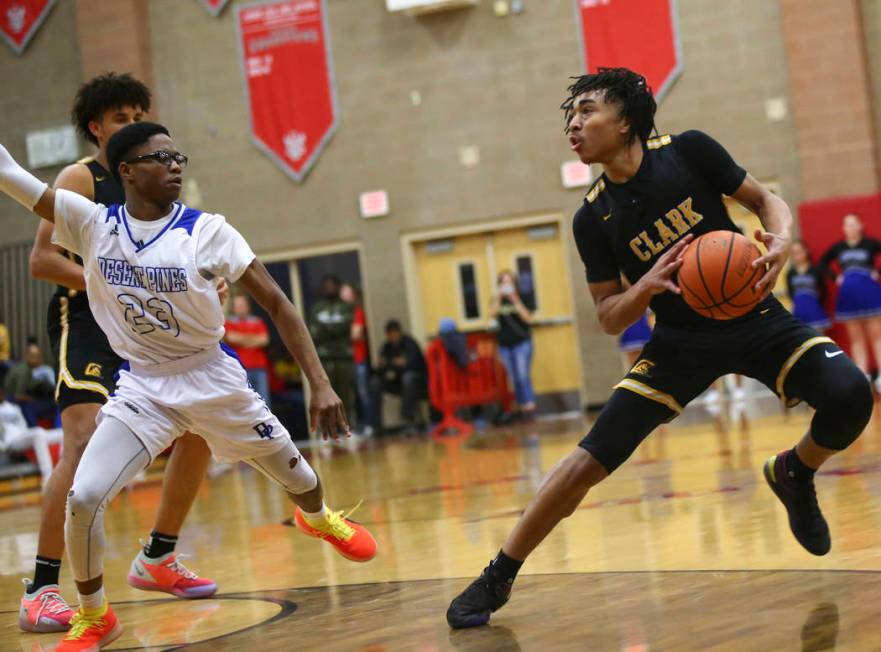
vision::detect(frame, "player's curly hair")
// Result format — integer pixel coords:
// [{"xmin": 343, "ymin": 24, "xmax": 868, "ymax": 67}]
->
[
  {"xmin": 71, "ymin": 72, "xmax": 152, "ymax": 146},
  {"xmin": 561, "ymin": 67, "xmax": 657, "ymax": 144},
  {"xmin": 106, "ymin": 122, "xmax": 169, "ymax": 185}
]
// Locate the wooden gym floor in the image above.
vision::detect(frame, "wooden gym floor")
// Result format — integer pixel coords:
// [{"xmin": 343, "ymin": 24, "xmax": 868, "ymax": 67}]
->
[{"xmin": 1, "ymin": 393, "xmax": 880, "ymax": 650}]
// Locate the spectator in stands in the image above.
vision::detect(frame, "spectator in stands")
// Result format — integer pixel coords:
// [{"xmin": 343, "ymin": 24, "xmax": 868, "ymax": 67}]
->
[
  {"xmin": 4, "ymin": 340, "xmax": 56, "ymax": 424},
  {"xmin": 308, "ymin": 275, "xmax": 355, "ymax": 428},
  {"xmin": 224, "ymin": 294, "xmax": 272, "ymax": 407},
  {"xmin": 819, "ymin": 213, "xmax": 881, "ymax": 388},
  {"xmin": 369, "ymin": 320, "xmax": 427, "ymax": 436},
  {"xmin": 490, "ymin": 270, "xmax": 536, "ymax": 420},
  {"xmin": 0, "ymin": 369, "xmax": 62, "ymax": 487},
  {"xmin": 0, "ymin": 313, "xmax": 10, "ymax": 372},
  {"xmin": 341, "ymin": 283, "xmax": 372, "ymax": 436}
]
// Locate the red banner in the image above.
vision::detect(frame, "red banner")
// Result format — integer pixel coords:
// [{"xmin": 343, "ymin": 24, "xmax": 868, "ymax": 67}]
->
[
  {"xmin": 236, "ymin": 0, "xmax": 337, "ymax": 182},
  {"xmin": 575, "ymin": 0, "xmax": 682, "ymax": 100},
  {"xmin": 197, "ymin": 0, "xmax": 230, "ymax": 16},
  {"xmin": 0, "ymin": 0, "xmax": 57, "ymax": 55}
]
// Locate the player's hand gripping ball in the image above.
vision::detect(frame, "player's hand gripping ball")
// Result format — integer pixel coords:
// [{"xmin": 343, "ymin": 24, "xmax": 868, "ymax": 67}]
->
[{"xmin": 677, "ymin": 230, "xmax": 765, "ymax": 319}]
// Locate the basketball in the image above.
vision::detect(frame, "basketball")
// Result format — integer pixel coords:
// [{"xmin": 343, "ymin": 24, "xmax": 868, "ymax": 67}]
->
[{"xmin": 677, "ymin": 230, "xmax": 764, "ymax": 319}]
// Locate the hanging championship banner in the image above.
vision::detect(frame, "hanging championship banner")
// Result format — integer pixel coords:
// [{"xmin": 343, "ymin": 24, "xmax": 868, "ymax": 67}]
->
[
  {"xmin": 196, "ymin": 0, "xmax": 230, "ymax": 17},
  {"xmin": 575, "ymin": 0, "xmax": 682, "ymax": 100},
  {"xmin": 0, "ymin": 0, "xmax": 57, "ymax": 55},
  {"xmin": 236, "ymin": 0, "xmax": 338, "ymax": 182}
]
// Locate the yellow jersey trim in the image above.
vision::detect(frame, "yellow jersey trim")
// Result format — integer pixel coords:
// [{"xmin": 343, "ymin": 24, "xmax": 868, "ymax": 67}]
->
[
  {"xmin": 776, "ymin": 336, "xmax": 834, "ymax": 406},
  {"xmin": 646, "ymin": 134, "xmax": 672, "ymax": 150},
  {"xmin": 614, "ymin": 378, "xmax": 683, "ymax": 413},
  {"xmin": 76, "ymin": 156, "xmax": 95, "ymax": 165},
  {"xmin": 55, "ymin": 297, "xmax": 110, "ymax": 401},
  {"xmin": 585, "ymin": 178, "xmax": 606, "ymax": 204}
]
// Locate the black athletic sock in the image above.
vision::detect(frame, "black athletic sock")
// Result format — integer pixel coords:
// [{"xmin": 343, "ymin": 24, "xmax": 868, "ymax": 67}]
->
[
  {"xmin": 144, "ymin": 531, "xmax": 178, "ymax": 559},
  {"xmin": 489, "ymin": 550, "xmax": 523, "ymax": 582},
  {"xmin": 30, "ymin": 556, "xmax": 62, "ymax": 592},
  {"xmin": 785, "ymin": 448, "xmax": 816, "ymax": 481}
]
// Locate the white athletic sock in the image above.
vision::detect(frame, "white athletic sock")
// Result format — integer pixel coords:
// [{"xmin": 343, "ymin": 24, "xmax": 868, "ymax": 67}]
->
[
  {"xmin": 302, "ymin": 503, "xmax": 327, "ymax": 524},
  {"xmin": 78, "ymin": 587, "xmax": 105, "ymax": 612}
]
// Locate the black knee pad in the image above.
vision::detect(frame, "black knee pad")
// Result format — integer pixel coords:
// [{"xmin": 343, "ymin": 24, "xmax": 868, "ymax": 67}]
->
[{"xmin": 810, "ymin": 360, "xmax": 873, "ymax": 450}]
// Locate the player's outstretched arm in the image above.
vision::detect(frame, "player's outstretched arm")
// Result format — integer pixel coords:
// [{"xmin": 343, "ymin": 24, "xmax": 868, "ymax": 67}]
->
[
  {"xmin": 730, "ymin": 173, "xmax": 793, "ymax": 297},
  {"xmin": 237, "ymin": 259, "xmax": 350, "ymax": 440},
  {"xmin": 0, "ymin": 144, "xmax": 56, "ymax": 222},
  {"xmin": 590, "ymin": 235, "xmax": 693, "ymax": 335}
]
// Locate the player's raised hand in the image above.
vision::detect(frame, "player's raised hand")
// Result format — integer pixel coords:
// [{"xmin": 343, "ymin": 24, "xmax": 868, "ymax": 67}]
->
[
  {"xmin": 752, "ymin": 228, "xmax": 790, "ymax": 298},
  {"xmin": 637, "ymin": 234, "xmax": 694, "ymax": 296},
  {"xmin": 309, "ymin": 381, "xmax": 350, "ymax": 441}
]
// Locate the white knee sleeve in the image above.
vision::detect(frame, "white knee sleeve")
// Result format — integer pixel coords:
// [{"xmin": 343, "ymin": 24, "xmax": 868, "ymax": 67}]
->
[
  {"xmin": 247, "ymin": 444, "xmax": 318, "ymax": 494},
  {"xmin": 65, "ymin": 417, "xmax": 150, "ymax": 581}
]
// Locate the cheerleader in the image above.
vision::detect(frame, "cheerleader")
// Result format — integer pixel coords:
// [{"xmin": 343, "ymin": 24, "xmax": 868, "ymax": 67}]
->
[
  {"xmin": 786, "ymin": 241, "xmax": 831, "ymax": 332},
  {"xmin": 820, "ymin": 213, "xmax": 881, "ymax": 378}
]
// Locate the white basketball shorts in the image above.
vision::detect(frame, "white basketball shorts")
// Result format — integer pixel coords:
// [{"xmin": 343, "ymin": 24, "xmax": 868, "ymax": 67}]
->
[{"xmin": 99, "ymin": 344, "xmax": 292, "ymax": 463}]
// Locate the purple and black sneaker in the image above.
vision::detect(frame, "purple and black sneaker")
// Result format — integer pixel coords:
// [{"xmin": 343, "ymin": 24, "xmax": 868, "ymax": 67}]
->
[
  {"xmin": 446, "ymin": 564, "xmax": 512, "ymax": 629},
  {"xmin": 763, "ymin": 451, "xmax": 831, "ymax": 556}
]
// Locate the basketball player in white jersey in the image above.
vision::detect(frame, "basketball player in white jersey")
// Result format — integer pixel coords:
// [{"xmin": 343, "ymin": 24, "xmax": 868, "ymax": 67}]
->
[{"xmin": 0, "ymin": 122, "xmax": 377, "ymax": 652}]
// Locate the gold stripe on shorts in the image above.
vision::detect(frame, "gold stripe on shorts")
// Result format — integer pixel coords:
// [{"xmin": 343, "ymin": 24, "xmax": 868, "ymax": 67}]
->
[
  {"xmin": 614, "ymin": 378, "xmax": 683, "ymax": 414},
  {"xmin": 776, "ymin": 336, "xmax": 835, "ymax": 406},
  {"xmin": 55, "ymin": 296, "xmax": 110, "ymax": 401}
]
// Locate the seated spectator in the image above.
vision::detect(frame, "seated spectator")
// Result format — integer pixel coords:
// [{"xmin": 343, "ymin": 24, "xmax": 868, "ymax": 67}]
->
[
  {"xmin": 4, "ymin": 340, "xmax": 56, "ymax": 424},
  {"xmin": 369, "ymin": 320, "xmax": 428, "ymax": 436},
  {"xmin": 224, "ymin": 295, "xmax": 272, "ymax": 407},
  {"xmin": 0, "ymin": 372, "xmax": 62, "ymax": 488}
]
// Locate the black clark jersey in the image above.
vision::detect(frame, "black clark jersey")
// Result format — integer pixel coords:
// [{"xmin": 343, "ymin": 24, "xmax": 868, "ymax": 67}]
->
[
  {"xmin": 572, "ymin": 130, "xmax": 774, "ymax": 330},
  {"xmin": 55, "ymin": 159, "xmax": 124, "ymax": 306}
]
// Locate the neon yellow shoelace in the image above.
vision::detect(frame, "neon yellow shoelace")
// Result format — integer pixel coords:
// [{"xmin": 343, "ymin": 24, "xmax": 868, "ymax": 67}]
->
[
  {"xmin": 66, "ymin": 610, "xmax": 107, "ymax": 640},
  {"xmin": 310, "ymin": 501, "xmax": 363, "ymax": 541}
]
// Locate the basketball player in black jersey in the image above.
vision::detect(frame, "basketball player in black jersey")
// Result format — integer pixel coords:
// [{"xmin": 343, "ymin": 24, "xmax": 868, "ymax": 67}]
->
[
  {"xmin": 447, "ymin": 68, "xmax": 873, "ymax": 629},
  {"xmin": 21, "ymin": 73, "xmax": 216, "ymax": 632}
]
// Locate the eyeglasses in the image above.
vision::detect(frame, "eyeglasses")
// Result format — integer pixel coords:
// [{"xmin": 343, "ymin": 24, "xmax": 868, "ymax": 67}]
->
[{"xmin": 125, "ymin": 150, "xmax": 188, "ymax": 168}]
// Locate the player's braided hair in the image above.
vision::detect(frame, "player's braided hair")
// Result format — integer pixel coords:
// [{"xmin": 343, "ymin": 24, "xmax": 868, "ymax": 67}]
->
[
  {"xmin": 561, "ymin": 67, "xmax": 657, "ymax": 144},
  {"xmin": 106, "ymin": 121, "xmax": 170, "ymax": 185},
  {"xmin": 71, "ymin": 72, "xmax": 152, "ymax": 146}
]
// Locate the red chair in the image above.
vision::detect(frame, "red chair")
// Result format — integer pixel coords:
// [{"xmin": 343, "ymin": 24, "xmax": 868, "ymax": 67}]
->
[{"xmin": 426, "ymin": 334, "xmax": 514, "ymax": 439}]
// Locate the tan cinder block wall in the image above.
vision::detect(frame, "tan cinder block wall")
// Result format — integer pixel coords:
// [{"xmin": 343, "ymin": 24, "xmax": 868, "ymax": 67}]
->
[
  {"xmin": 863, "ymin": 0, "xmax": 881, "ymax": 188},
  {"xmin": 0, "ymin": 1, "xmax": 82, "ymax": 244},
  {"xmin": 781, "ymin": 0, "xmax": 879, "ymax": 201},
  {"xmin": 74, "ymin": 0, "xmax": 156, "ymax": 97},
  {"xmin": 0, "ymin": 0, "xmax": 829, "ymax": 404},
  {"xmin": 144, "ymin": 0, "xmax": 803, "ymax": 404}
]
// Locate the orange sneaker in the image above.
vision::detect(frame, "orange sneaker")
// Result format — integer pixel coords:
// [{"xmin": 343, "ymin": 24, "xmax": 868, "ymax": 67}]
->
[
  {"xmin": 127, "ymin": 551, "xmax": 217, "ymax": 599},
  {"xmin": 56, "ymin": 601, "xmax": 122, "ymax": 652},
  {"xmin": 294, "ymin": 504, "xmax": 377, "ymax": 562},
  {"xmin": 19, "ymin": 582, "xmax": 74, "ymax": 632}
]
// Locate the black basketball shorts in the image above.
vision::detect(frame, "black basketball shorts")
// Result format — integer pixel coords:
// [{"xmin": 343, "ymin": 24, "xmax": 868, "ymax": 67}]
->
[
  {"xmin": 48, "ymin": 294, "xmax": 124, "ymax": 410},
  {"xmin": 579, "ymin": 298, "xmax": 839, "ymax": 472}
]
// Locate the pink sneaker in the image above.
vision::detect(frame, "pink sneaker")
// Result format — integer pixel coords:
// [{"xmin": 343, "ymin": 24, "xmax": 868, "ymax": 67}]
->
[
  {"xmin": 19, "ymin": 582, "xmax": 74, "ymax": 633},
  {"xmin": 127, "ymin": 550, "xmax": 217, "ymax": 599}
]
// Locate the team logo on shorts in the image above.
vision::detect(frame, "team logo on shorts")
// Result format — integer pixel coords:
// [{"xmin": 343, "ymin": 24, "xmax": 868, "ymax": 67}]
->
[
  {"xmin": 253, "ymin": 422, "xmax": 275, "ymax": 440},
  {"xmin": 630, "ymin": 358, "xmax": 655, "ymax": 377},
  {"xmin": 84, "ymin": 363, "xmax": 103, "ymax": 378},
  {"xmin": 124, "ymin": 401, "xmax": 140, "ymax": 414},
  {"xmin": 289, "ymin": 455, "xmax": 300, "ymax": 469}
]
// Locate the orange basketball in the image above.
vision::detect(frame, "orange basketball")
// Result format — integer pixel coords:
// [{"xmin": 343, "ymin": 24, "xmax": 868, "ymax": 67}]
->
[{"xmin": 677, "ymin": 230, "xmax": 764, "ymax": 320}]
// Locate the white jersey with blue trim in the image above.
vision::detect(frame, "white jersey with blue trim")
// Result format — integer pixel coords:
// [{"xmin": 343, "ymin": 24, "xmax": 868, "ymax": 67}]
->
[{"xmin": 51, "ymin": 189, "xmax": 256, "ymax": 367}]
